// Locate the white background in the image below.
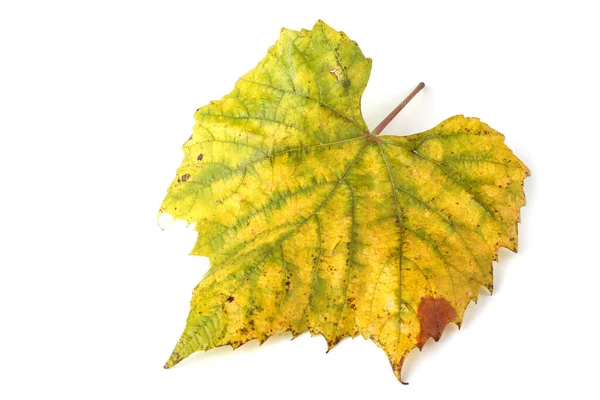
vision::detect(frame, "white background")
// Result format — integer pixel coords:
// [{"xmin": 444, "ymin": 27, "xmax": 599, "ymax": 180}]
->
[{"xmin": 1, "ymin": 1, "xmax": 599, "ymax": 398}]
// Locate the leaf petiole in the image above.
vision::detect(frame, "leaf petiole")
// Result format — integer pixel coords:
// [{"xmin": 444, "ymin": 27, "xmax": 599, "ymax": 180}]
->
[{"xmin": 371, "ymin": 82, "xmax": 425, "ymax": 136}]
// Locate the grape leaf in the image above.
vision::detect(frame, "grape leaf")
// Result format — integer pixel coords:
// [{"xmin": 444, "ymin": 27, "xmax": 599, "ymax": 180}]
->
[{"xmin": 159, "ymin": 20, "xmax": 529, "ymax": 383}]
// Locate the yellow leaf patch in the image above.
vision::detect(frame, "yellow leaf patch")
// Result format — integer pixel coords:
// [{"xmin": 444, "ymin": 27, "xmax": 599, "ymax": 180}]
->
[{"xmin": 159, "ymin": 20, "xmax": 529, "ymax": 383}]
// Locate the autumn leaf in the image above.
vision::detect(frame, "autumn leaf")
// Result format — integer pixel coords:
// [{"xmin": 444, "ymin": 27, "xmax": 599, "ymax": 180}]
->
[{"xmin": 159, "ymin": 20, "xmax": 529, "ymax": 383}]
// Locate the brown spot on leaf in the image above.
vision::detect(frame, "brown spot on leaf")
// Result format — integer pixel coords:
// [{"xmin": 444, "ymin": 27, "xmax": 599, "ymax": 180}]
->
[
  {"xmin": 181, "ymin": 174, "xmax": 190, "ymax": 182},
  {"xmin": 197, "ymin": 154, "xmax": 203, "ymax": 161},
  {"xmin": 416, "ymin": 297, "xmax": 457, "ymax": 348},
  {"xmin": 226, "ymin": 296, "xmax": 234, "ymax": 303}
]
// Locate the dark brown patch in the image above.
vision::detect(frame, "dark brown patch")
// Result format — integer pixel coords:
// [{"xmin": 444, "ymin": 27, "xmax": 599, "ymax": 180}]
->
[
  {"xmin": 181, "ymin": 173, "xmax": 190, "ymax": 182},
  {"xmin": 197, "ymin": 153, "xmax": 203, "ymax": 161},
  {"xmin": 226, "ymin": 296, "xmax": 234, "ymax": 303},
  {"xmin": 416, "ymin": 297, "xmax": 457, "ymax": 348}
]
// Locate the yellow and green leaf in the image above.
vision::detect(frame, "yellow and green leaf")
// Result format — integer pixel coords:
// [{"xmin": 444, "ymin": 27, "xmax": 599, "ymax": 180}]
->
[{"xmin": 159, "ymin": 20, "xmax": 529, "ymax": 382}]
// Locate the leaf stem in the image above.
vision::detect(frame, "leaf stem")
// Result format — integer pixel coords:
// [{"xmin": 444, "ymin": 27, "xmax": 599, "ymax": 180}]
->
[{"xmin": 371, "ymin": 82, "xmax": 425, "ymax": 136}]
